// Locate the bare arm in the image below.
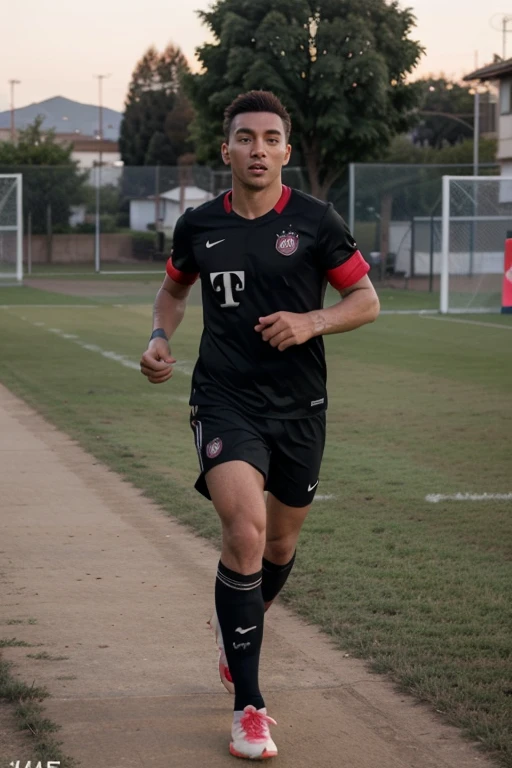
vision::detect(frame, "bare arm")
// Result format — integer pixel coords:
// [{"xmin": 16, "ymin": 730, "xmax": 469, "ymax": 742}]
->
[
  {"xmin": 255, "ymin": 275, "xmax": 380, "ymax": 352},
  {"xmin": 152, "ymin": 275, "xmax": 191, "ymax": 339},
  {"xmin": 140, "ymin": 276, "xmax": 192, "ymax": 384},
  {"xmin": 308, "ymin": 275, "xmax": 380, "ymax": 337}
]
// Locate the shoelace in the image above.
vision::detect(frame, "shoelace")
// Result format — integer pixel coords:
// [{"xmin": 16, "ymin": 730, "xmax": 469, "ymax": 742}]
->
[{"xmin": 239, "ymin": 706, "xmax": 277, "ymax": 742}]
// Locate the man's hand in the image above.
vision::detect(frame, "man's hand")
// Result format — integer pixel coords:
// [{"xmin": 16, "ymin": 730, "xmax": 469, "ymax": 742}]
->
[
  {"xmin": 255, "ymin": 311, "xmax": 316, "ymax": 352},
  {"xmin": 140, "ymin": 339, "xmax": 176, "ymax": 384}
]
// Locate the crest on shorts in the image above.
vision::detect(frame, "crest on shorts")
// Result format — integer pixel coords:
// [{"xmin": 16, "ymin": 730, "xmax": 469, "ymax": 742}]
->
[
  {"xmin": 206, "ymin": 437, "xmax": 223, "ymax": 459},
  {"xmin": 275, "ymin": 230, "xmax": 299, "ymax": 256}
]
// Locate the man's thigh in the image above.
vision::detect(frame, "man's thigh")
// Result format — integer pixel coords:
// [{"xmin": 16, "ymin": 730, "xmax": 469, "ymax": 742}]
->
[
  {"xmin": 266, "ymin": 412, "xmax": 326, "ymax": 508},
  {"xmin": 190, "ymin": 406, "xmax": 271, "ymax": 499}
]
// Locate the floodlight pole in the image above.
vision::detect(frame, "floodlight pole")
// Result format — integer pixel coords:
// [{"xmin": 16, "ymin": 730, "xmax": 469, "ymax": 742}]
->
[
  {"xmin": 348, "ymin": 163, "xmax": 355, "ymax": 236},
  {"xmin": 8, "ymin": 79, "xmax": 21, "ymax": 141},
  {"xmin": 93, "ymin": 74, "xmax": 111, "ymax": 273}
]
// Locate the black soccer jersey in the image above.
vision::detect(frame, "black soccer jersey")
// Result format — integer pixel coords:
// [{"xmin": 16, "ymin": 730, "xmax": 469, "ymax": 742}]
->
[{"xmin": 167, "ymin": 185, "xmax": 369, "ymax": 419}]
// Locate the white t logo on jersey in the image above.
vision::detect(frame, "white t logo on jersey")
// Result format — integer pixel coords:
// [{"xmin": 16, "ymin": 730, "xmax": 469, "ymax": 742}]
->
[{"xmin": 210, "ymin": 271, "xmax": 245, "ymax": 307}]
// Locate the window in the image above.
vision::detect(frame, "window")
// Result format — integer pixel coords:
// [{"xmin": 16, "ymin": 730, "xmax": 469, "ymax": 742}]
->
[{"xmin": 500, "ymin": 79, "xmax": 512, "ymax": 114}]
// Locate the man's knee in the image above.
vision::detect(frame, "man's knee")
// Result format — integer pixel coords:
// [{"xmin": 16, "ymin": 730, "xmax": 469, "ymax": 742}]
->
[
  {"xmin": 264, "ymin": 535, "xmax": 296, "ymax": 565},
  {"xmin": 224, "ymin": 520, "xmax": 266, "ymax": 560}
]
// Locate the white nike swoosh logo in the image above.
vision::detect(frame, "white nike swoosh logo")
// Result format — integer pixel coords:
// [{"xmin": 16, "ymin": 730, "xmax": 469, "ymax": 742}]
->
[
  {"xmin": 206, "ymin": 239, "xmax": 225, "ymax": 249},
  {"xmin": 235, "ymin": 626, "xmax": 257, "ymax": 635},
  {"xmin": 308, "ymin": 481, "xmax": 319, "ymax": 492}
]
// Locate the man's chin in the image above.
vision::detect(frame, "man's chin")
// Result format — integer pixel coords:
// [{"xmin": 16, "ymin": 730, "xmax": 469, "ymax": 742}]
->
[{"xmin": 242, "ymin": 175, "xmax": 274, "ymax": 191}]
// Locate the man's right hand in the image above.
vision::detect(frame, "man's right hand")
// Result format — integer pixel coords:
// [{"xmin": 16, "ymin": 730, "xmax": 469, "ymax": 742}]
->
[{"xmin": 140, "ymin": 339, "xmax": 176, "ymax": 384}]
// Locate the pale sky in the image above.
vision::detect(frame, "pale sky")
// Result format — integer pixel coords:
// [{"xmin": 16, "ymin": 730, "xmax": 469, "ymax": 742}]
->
[{"xmin": 2, "ymin": 0, "xmax": 509, "ymax": 114}]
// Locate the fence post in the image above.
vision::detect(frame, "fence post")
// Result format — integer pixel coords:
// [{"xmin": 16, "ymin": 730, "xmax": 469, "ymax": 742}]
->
[
  {"xmin": 95, "ymin": 164, "xmax": 101, "ymax": 273},
  {"xmin": 27, "ymin": 212, "xmax": 32, "ymax": 275},
  {"xmin": 440, "ymin": 176, "xmax": 450, "ymax": 313},
  {"xmin": 429, "ymin": 215, "xmax": 434, "ymax": 293},
  {"xmin": 46, "ymin": 203, "xmax": 52, "ymax": 264},
  {"xmin": 348, "ymin": 163, "xmax": 355, "ymax": 236},
  {"xmin": 410, "ymin": 217, "xmax": 415, "ymax": 279}
]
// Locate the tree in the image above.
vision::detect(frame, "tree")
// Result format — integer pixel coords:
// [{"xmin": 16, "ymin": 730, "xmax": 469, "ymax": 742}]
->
[
  {"xmin": 0, "ymin": 117, "xmax": 87, "ymax": 234},
  {"xmin": 119, "ymin": 44, "xmax": 195, "ymax": 166},
  {"xmin": 412, "ymin": 77, "xmax": 482, "ymax": 148},
  {"xmin": 186, "ymin": 0, "xmax": 424, "ymax": 199}
]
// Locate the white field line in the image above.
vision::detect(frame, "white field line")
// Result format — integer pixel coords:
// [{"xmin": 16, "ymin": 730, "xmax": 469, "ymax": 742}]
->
[
  {"xmin": 426, "ymin": 492, "xmax": 512, "ymax": 503},
  {"xmin": 1, "ymin": 304, "xmax": 99, "ymax": 309},
  {"xmin": 314, "ymin": 494, "xmax": 336, "ymax": 502},
  {"xmin": 379, "ymin": 309, "xmax": 438, "ymax": 315},
  {"xmin": 421, "ymin": 316, "xmax": 512, "ymax": 331},
  {"xmin": 15, "ymin": 316, "xmax": 193, "ymax": 403}
]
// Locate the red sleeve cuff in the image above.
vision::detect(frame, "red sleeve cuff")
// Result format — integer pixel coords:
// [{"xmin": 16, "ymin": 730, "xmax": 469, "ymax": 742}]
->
[
  {"xmin": 166, "ymin": 257, "xmax": 199, "ymax": 286},
  {"xmin": 326, "ymin": 251, "xmax": 370, "ymax": 291}
]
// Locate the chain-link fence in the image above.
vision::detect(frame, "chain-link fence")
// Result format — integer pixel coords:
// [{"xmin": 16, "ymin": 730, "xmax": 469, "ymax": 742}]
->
[
  {"xmin": 3, "ymin": 162, "xmax": 507, "ymax": 284},
  {"xmin": 3, "ymin": 165, "xmax": 309, "ymax": 274},
  {"xmin": 348, "ymin": 163, "xmax": 500, "ymax": 289}
]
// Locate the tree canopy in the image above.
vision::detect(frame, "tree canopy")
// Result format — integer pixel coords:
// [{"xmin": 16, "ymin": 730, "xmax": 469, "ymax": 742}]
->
[
  {"xmin": 412, "ymin": 77, "xmax": 481, "ymax": 148},
  {"xmin": 119, "ymin": 43, "xmax": 195, "ymax": 166},
  {"xmin": 186, "ymin": 0, "xmax": 424, "ymax": 198},
  {"xmin": 0, "ymin": 117, "xmax": 86, "ymax": 233}
]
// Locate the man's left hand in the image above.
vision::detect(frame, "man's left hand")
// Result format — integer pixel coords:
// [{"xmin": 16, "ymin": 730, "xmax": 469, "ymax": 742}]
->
[{"xmin": 255, "ymin": 311, "xmax": 315, "ymax": 351}]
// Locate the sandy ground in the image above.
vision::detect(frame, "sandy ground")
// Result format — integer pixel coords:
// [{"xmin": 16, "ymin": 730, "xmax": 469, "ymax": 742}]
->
[{"xmin": 0, "ymin": 383, "xmax": 495, "ymax": 768}]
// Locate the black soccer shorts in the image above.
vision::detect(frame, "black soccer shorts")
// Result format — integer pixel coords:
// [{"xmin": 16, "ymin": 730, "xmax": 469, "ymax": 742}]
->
[{"xmin": 190, "ymin": 405, "xmax": 326, "ymax": 508}]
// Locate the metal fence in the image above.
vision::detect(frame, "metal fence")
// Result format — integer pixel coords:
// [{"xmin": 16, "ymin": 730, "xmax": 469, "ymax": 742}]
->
[
  {"xmin": 348, "ymin": 162, "xmax": 500, "ymax": 287},
  {"xmin": 3, "ymin": 164, "xmax": 309, "ymax": 273},
  {"xmin": 2, "ymin": 162, "xmax": 505, "ymax": 283}
]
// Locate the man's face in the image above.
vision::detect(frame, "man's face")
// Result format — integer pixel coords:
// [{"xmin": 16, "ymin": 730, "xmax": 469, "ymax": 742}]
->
[{"xmin": 221, "ymin": 112, "xmax": 291, "ymax": 190}]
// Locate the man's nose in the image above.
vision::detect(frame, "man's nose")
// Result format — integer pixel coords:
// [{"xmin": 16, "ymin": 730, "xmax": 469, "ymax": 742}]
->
[{"xmin": 251, "ymin": 141, "xmax": 267, "ymax": 156}]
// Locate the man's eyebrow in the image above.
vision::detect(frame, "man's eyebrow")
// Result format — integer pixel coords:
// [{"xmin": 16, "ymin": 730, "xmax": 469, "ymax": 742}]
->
[{"xmin": 234, "ymin": 127, "xmax": 283, "ymax": 136}]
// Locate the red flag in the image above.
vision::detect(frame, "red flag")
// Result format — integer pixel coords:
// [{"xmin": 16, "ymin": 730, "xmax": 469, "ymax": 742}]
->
[{"xmin": 502, "ymin": 238, "xmax": 512, "ymax": 314}]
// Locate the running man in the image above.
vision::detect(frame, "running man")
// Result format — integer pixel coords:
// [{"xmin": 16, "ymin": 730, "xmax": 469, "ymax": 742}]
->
[{"xmin": 140, "ymin": 90, "xmax": 380, "ymax": 759}]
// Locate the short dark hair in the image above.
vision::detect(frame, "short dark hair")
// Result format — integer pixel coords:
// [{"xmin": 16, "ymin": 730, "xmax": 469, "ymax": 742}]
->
[{"xmin": 223, "ymin": 90, "xmax": 292, "ymax": 141}]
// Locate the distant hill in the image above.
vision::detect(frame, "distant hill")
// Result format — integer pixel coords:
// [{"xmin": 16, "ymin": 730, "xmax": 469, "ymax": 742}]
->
[{"xmin": 0, "ymin": 96, "xmax": 122, "ymax": 140}]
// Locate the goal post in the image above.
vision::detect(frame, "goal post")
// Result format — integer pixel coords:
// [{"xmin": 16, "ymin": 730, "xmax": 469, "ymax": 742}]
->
[
  {"xmin": 0, "ymin": 174, "xmax": 23, "ymax": 285},
  {"xmin": 441, "ymin": 175, "xmax": 512, "ymax": 313}
]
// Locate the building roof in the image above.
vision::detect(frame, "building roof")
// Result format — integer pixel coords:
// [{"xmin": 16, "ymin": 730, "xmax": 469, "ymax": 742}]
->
[
  {"xmin": 161, "ymin": 186, "xmax": 211, "ymax": 202},
  {"xmin": 130, "ymin": 186, "xmax": 212, "ymax": 203},
  {"xmin": 463, "ymin": 58, "xmax": 512, "ymax": 82}
]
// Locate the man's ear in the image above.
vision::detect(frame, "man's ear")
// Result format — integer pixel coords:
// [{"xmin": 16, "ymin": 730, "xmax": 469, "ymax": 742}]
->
[{"xmin": 221, "ymin": 142, "xmax": 231, "ymax": 166}]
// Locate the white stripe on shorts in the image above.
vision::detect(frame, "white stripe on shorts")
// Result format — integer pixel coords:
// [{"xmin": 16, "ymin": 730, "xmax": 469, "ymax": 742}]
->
[{"xmin": 193, "ymin": 419, "xmax": 204, "ymax": 472}]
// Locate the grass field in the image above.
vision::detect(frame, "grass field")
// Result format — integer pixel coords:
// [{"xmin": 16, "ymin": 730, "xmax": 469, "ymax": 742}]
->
[{"xmin": 1, "ymin": 274, "xmax": 511, "ymax": 766}]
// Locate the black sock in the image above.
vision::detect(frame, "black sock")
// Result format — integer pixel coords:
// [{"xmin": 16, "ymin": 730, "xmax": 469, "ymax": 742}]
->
[
  {"xmin": 215, "ymin": 561, "xmax": 265, "ymax": 712},
  {"xmin": 261, "ymin": 551, "xmax": 296, "ymax": 603}
]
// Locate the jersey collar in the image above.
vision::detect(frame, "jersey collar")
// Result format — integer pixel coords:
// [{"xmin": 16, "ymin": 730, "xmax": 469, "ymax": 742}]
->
[{"xmin": 223, "ymin": 185, "xmax": 292, "ymax": 215}]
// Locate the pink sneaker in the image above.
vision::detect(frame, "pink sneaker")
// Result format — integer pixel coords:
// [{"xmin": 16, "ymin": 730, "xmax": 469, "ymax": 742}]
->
[
  {"xmin": 208, "ymin": 612, "xmax": 235, "ymax": 694},
  {"xmin": 230, "ymin": 705, "xmax": 278, "ymax": 759}
]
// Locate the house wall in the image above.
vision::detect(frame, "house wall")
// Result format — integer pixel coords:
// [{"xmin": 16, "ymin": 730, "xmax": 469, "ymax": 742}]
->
[
  {"xmin": 497, "ymin": 114, "xmax": 512, "ymax": 162},
  {"xmin": 72, "ymin": 150, "xmax": 121, "ymax": 167},
  {"xmin": 25, "ymin": 234, "xmax": 133, "ymax": 263},
  {"xmin": 129, "ymin": 200, "xmax": 160, "ymax": 232}
]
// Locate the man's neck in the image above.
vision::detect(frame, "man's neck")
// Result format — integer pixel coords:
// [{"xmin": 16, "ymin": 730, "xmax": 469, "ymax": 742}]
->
[{"xmin": 230, "ymin": 179, "xmax": 283, "ymax": 220}]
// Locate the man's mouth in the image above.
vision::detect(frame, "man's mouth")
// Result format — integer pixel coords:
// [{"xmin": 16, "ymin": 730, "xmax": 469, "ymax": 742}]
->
[{"xmin": 248, "ymin": 163, "xmax": 268, "ymax": 173}]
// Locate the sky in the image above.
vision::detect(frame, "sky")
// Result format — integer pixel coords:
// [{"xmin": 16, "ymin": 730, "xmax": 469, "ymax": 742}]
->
[{"xmin": 1, "ymin": 0, "xmax": 510, "ymax": 115}]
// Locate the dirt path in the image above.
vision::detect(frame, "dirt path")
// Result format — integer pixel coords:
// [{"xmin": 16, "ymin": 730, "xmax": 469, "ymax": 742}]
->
[{"xmin": 0, "ymin": 384, "xmax": 494, "ymax": 768}]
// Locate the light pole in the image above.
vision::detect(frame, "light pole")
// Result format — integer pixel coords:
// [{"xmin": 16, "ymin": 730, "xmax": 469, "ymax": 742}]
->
[
  {"xmin": 93, "ymin": 73, "xmax": 110, "ymax": 163},
  {"xmin": 502, "ymin": 15, "xmax": 512, "ymax": 59},
  {"xmin": 8, "ymin": 79, "xmax": 21, "ymax": 141},
  {"xmin": 92, "ymin": 74, "xmax": 110, "ymax": 273}
]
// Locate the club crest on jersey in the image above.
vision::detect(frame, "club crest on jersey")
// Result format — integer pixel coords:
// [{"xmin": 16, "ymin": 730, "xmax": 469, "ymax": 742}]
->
[
  {"xmin": 276, "ymin": 230, "xmax": 299, "ymax": 256},
  {"xmin": 206, "ymin": 437, "xmax": 223, "ymax": 459}
]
